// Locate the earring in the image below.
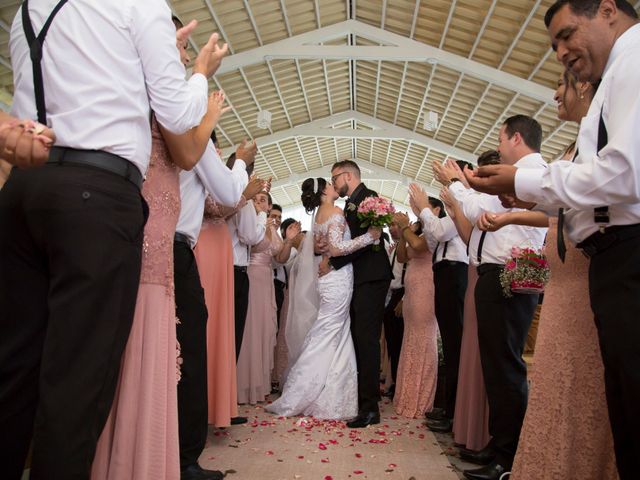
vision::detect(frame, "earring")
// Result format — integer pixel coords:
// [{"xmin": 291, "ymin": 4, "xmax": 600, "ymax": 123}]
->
[{"xmin": 579, "ymin": 92, "xmax": 584, "ymax": 99}]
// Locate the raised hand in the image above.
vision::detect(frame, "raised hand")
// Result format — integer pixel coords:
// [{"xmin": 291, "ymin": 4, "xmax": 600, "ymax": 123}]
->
[
  {"xmin": 477, "ymin": 211, "xmax": 512, "ymax": 232},
  {"xmin": 463, "ymin": 164, "xmax": 517, "ymax": 195},
  {"xmin": 408, "ymin": 183, "xmax": 429, "ymax": 213},
  {"xmin": 447, "ymin": 159, "xmax": 470, "ymax": 188},
  {"xmin": 206, "ymin": 91, "xmax": 232, "ymax": 127},
  {"xmin": 367, "ymin": 226, "xmax": 382, "ymax": 240},
  {"xmin": 242, "ymin": 176, "xmax": 264, "ymax": 201},
  {"xmin": 0, "ymin": 119, "xmax": 55, "ymax": 168},
  {"xmin": 176, "ymin": 20, "xmax": 197, "ymax": 50},
  {"xmin": 392, "ymin": 212, "xmax": 410, "ymax": 229},
  {"xmin": 193, "ymin": 32, "xmax": 229, "ymax": 78},
  {"xmin": 285, "ymin": 221, "xmax": 302, "ymax": 241},
  {"xmin": 439, "ymin": 188, "xmax": 458, "ymax": 219},
  {"xmin": 235, "ymin": 139, "xmax": 257, "ymax": 167},
  {"xmin": 432, "ymin": 159, "xmax": 460, "ymax": 186}
]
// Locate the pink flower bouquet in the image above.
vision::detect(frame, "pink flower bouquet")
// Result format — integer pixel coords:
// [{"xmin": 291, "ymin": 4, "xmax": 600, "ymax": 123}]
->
[
  {"xmin": 357, "ymin": 196, "xmax": 396, "ymax": 251},
  {"xmin": 499, "ymin": 246, "xmax": 550, "ymax": 298}
]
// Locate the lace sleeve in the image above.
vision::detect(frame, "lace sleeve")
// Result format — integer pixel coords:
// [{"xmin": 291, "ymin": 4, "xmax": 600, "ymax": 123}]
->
[{"xmin": 327, "ymin": 215, "xmax": 374, "ymax": 256}]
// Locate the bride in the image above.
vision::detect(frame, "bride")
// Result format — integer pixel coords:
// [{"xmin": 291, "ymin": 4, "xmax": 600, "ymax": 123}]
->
[{"xmin": 266, "ymin": 177, "xmax": 380, "ymax": 420}]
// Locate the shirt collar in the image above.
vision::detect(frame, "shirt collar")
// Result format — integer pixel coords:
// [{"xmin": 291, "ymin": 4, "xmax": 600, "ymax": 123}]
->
[{"xmin": 603, "ymin": 23, "xmax": 640, "ymax": 76}]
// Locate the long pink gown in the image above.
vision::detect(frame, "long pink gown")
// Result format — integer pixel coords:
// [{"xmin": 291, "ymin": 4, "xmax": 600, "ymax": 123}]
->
[
  {"xmin": 194, "ymin": 198, "xmax": 238, "ymax": 427},
  {"xmin": 452, "ymin": 266, "xmax": 491, "ymax": 451},
  {"xmin": 511, "ymin": 220, "xmax": 618, "ymax": 479},
  {"xmin": 92, "ymin": 118, "xmax": 180, "ymax": 479},
  {"xmin": 236, "ymin": 227, "xmax": 283, "ymax": 404},
  {"xmin": 394, "ymin": 240, "xmax": 438, "ymax": 418}
]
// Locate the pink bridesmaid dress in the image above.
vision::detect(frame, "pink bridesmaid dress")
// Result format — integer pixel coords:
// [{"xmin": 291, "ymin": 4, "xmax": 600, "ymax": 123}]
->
[
  {"xmin": 452, "ymin": 265, "xmax": 490, "ymax": 451},
  {"xmin": 194, "ymin": 198, "xmax": 238, "ymax": 428},
  {"xmin": 236, "ymin": 227, "xmax": 283, "ymax": 404},
  {"xmin": 394, "ymin": 240, "xmax": 438, "ymax": 418},
  {"xmin": 511, "ymin": 220, "xmax": 617, "ymax": 479},
  {"xmin": 92, "ymin": 117, "xmax": 180, "ymax": 479}
]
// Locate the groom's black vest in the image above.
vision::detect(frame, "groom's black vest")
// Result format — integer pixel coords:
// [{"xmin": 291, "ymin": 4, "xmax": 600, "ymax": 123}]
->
[{"xmin": 330, "ymin": 183, "xmax": 393, "ymax": 286}]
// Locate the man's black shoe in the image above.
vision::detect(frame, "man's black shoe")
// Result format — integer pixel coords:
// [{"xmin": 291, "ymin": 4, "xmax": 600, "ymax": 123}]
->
[
  {"xmin": 347, "ymin": 411, "xmax": 380, "ymax": 428},
  {"xmin": 463, "ymin": 461, "xmax": 508, "ymax": 480},
  {"xmin": 426, "ymin": 417, "xmax": 452, "ymax": 433},
  {"xmin": 425, "ymin": 407, "xmax": 446, "ymax": 421},
  {"xmin": 230, "ymin": 416, "xmax": 248, "ymax": 425},
  {"xmin": 459, "ymin": 445, "xmax": 496, "ymax": 465},
  {"xmin": 181, "ymin": 464, "xmax": 224, "ymax": 480}
]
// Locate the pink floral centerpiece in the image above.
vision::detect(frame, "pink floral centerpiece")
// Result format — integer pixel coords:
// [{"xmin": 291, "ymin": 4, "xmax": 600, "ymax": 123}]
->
[
  {"xmin": 499, "ymin": 246, "xmax": 550, "ymax": 297},
  {"xmin": 356, "ymin": 196, "xmax": 396, "ymax": 251}
]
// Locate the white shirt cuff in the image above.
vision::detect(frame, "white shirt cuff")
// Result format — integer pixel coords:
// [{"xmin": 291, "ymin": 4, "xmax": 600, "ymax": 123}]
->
[
  {"xmin": 188, "ymin": 73, "xmax": 209, "ymax": 95},
  {"xmin": 515, "ymin": 168, "xmax": 544, "ymax": 203},
  {"xmin": 233, "ymin": 159, "xmax": 247, "ymax": 171}
]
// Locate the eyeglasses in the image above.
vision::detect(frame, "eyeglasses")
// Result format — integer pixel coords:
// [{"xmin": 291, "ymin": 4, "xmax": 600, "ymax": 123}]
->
[{"xmin": 331, "ymin": 172, "xmax": 348, "ymax": 184}]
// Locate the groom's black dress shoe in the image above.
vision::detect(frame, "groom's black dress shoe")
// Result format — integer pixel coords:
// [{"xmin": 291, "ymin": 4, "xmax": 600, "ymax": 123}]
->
[
  {"xmin": 382, "ymin": 384, "xmax": 395, "ymax": 398},
  {"xmin": 459, "ymin": 445, "xmax": 496, "ymax": 465},
  {"xmin": 347, "ymin": 411, "xmax": 380, "ymax": 428},
  {"xmin": 426, "ymin": 417, "xmax": 452, "ymax": 433},
  {"xmin": 180, "ymin": 464, "xmax": 224, "ymax": 480},
  {"xmin": 463, "ymin": 461, "xmax": 508, "ymax": 480}
]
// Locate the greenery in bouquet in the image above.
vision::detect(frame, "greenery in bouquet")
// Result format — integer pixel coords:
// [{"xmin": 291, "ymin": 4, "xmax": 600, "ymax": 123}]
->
[{"xmin": 499, "ymin": 246, "xmax": 550, "ymax": 298}]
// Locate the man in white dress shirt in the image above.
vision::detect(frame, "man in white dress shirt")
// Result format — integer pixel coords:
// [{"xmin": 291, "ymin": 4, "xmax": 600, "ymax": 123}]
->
[
  {"xmin": 436, "ymin": 115, "xmax": 548, "ymax": 480},
  {"xmin": 0, "ymin": 1, "xmax": 227, "ymax": 478},
  {"xmin": 173, "ymin": 139, "xmax": 256, "ymax": 480},
  {"xmin": 410, "ymin": 188, "xmax": 469, "ymax": 433},
  {"xmin": 465, "ymin": 2, "xmax": 640, "ymax": 477}
]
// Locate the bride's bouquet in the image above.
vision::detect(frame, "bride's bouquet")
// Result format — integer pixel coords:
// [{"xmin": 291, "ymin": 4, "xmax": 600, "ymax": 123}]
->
[
  {"xmin": 357, "ymin": 196, "xmax": 395, "ymax": 251},
  {"xmin": 499, "ymin": 246, "xmax": 550, "ymax": 298}
]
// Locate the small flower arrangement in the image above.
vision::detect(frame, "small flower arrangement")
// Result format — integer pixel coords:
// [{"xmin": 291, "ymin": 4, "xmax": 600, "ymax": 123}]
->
[
  {"xmin": 346, "ymin": 202, "xmax": 357, "ymax": 212},
  {"xmin": 500, "ymin": 246, "xmax": 550, "ymax": 298},
  {"xmin": 357, "ymin": 196, "xmax": 396, "ymax": 251}
]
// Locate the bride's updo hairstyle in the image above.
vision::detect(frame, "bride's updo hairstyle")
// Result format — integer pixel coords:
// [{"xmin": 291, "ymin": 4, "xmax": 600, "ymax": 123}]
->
[{"xmin": 301, "ymin": 177, "xmax": 327, "ymax": 213}]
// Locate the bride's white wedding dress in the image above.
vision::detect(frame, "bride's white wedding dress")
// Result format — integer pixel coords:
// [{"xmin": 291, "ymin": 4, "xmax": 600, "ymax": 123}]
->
[{"xmin": 266, "ymin": 213, "xmax": 374, "ymax": 420}]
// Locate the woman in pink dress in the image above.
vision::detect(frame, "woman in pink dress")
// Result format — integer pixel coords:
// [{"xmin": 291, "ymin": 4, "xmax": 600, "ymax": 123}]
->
[
  {"xmin": 236, "ymin": 193, "xmax": 283, "ymax": 404},
  {"xmin": 391, "ymin": 213, "xmax": 438, "ymax": 418},
  {"xmin": 194, "ymin": 197, "xmax": 238, "ymax": 427},
  {"xmin": 92, "ymin": 21, "xmax": 228, "ymax": 479},
  {"xmin": 480, "ymin": 71, "xmax": 617, "ymax": 479}
]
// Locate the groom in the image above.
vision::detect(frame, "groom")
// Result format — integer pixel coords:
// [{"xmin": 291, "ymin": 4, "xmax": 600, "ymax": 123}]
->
[{"xmin": 321, "ymin": 160, "xmax": 392, "ymax": 427}]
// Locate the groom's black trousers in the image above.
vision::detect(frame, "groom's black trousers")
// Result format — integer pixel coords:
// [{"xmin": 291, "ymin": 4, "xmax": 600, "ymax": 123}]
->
[{"xmin": 351, "ymin": 279, "xmax": 391, "ymax": 414}]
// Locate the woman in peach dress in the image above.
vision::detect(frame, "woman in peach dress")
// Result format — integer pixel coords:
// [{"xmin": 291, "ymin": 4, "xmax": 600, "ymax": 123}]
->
[
  {"xmin": 194, "ymin": 197, "xmax": 238, "ymax": 427},
  {"xmin": 92, "ymin": 22, "xmax": 227, "ymax": 479},
  {"xmin": 391, "ymin": 213, "xmax": 438, "ymax": 418},
  {"xmin": 236, "ymin": 193, "xmax": 283, "ymax": 404}
]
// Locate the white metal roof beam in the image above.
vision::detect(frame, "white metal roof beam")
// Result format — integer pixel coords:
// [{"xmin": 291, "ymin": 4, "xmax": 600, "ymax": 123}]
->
[
  {"xmin": 217, "ymin": 20, "xmax": 555, "ymax": 104},
  {"xmin": 221, "ymin": 111, "xmax": 477, "ymax": 163}
]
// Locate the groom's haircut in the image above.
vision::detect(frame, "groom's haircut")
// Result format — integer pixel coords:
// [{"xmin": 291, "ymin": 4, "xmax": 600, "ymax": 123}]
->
[
  {"xmin": 545, "ymin": 0, "xmax": 637, "ymax": 27},
  {"xmin": 477, "ymin": 149, "xmax": 501, "ymax": 167},
  {"xmin": 428, "ymin": 197, "xmax": 447, "ymax": 218},
  {"xmin": 280, "ymin": 218, "xmax": 296, "ymax": 238},
  {"xmin": 331, "ymin": 160, "xmax": 361, "ymax": 179}
]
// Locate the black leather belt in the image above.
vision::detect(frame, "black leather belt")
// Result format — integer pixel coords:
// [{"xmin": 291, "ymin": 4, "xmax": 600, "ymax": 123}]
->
[
  {"xmin": 432, "ymin": 260, "xmax": 466, "ymax": 272},
  {"xmin": 576, "ymin": 223, "xmax": 640, "ymax": 258},
  {"xmin": 476, "ymin": 263, "xmax": 503, "ymax": 276},
  {"xmin": 234, "ymin": 265, "xmax": 248, "ymax": 273},
  {"xmin": 46, "ymin": 146, "xmax": 143, "ymax": 189},
  {"xmin": 174, "ymin": 232, "xmax": 191, "ymax": 245}
]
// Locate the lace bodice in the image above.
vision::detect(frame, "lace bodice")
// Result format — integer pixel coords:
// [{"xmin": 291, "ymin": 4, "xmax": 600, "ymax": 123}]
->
[
  {"xmin": 203, "ymin": 195, "xmax": 236, "ymax": 226},
  {"xmin": 140, "ymin": 116, "xmax": 180, "ymax": 290},
  {"xmin": 315, "ymin": 213, "xmax": 374, "ymax": 256}
]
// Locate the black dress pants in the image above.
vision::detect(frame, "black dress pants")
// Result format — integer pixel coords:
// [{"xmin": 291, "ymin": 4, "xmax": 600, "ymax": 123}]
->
[
  {"xmin": 588, "ymin": 236, "xmax": 640, "ymax": 480},
  {"xmin": 474, "ymin": 264, "xmax": 538, "ymax": 469},
  {"xmin": 234, "ymin": 266, "xmax": 250, "ymax": 362},
  {"xmin": 351, "ymin": 279, "xmax": 391, "ymax": 414},
  {"xmin": 383, "ymin": 287, "xmax": 404, "ymax": 385},
  {"xmin": 433, "ymin": 261, "xmax": 468, "ymax": 418},
  {"xmin": 174, "ymin": 241, "xmax": 209, "ymax": 469},
  {"xmin": 0, "ymin": 165, "xmax": 146, "ymax": 480}
]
